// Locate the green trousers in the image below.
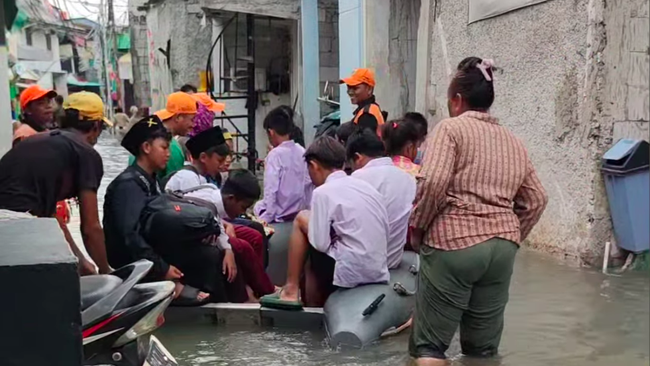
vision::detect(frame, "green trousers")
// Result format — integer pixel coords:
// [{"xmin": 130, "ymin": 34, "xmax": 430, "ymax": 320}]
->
[{"xmin": 409, "ymin": 238, "xmax": 518, "ymax": 359}]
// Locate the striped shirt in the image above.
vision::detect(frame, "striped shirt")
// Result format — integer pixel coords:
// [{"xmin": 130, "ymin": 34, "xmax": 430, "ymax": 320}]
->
[{"xmin": 410, "ymin": 111, "xmax": 548, "ymax": 251}]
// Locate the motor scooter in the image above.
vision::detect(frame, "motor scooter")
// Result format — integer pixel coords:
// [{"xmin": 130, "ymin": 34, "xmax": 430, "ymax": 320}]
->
[
  {"xmin": 81, "ymin": 259, "xmax": 177, "ymax": 366},
  {"xmin": 314, "ymin": 81, "xmax": 341, "ymax": 139}
]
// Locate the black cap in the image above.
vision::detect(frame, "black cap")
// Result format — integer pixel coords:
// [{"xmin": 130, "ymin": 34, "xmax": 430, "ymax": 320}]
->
[
  {"xmin": 186, "ymin": 126, "xmax": 226, "ymax": 157},
  {"xmin": 121, "ymin": 115, "xmax": 169, "ymax": 155}
]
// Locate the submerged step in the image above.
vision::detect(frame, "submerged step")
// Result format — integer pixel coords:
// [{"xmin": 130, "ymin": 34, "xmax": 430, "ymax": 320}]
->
[{"xmin": 164, "ymin": 303, "xmax": 324, "ymax": 330}]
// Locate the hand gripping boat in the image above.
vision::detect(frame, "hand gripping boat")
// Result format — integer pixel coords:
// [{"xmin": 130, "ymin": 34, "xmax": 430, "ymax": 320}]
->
[{"xmin": 265, "ymin": 222, "xmax": 419, "ymax": 348}]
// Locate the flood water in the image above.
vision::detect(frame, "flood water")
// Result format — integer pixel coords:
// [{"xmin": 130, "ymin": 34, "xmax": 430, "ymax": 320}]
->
[{"xmin": 78, "ymin": 134, "xmax": 650, "ymax": 366}]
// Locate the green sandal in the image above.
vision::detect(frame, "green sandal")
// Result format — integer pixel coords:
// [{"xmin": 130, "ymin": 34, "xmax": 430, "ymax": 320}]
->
[{"xmin": 260, "ymin": 289, "xmax": 303, "ymax": 311}]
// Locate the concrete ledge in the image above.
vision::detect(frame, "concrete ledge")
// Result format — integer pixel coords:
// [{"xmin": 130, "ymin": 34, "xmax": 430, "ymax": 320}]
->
[
  {"xmin": 0, "ymin": 213, "xmax": 81, "ymax": 366},
  {"xmin": 164, "ymin": 303, "xmax": 324, "ymax": 330}
]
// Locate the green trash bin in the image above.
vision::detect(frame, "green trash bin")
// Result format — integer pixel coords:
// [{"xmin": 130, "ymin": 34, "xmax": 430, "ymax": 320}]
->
[{"xmin": 601, "ymin": 139, "xmax": 649, "ymax": 253}]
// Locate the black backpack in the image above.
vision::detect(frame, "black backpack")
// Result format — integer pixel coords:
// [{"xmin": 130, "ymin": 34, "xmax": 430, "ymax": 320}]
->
[
  {"xmin": 139, "ymin": 191, "xmax": 222, "ymax": 250},
  {"xmin": 122, "ymin": 168, "xmax": 221, "ymax": 249}
]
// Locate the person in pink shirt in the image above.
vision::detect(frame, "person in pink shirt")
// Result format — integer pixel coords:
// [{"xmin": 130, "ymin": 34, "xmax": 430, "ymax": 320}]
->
[
  {"xmin": 381, "ymin": 118, "xmax": 424, "ymax": 178},
  {"xmin": 254, "ymin": 106, "xmax": 311, "ymax": 223},
  {"xmin": 403, "ymin": 112, "xmax": 428, "ymax": 164}
]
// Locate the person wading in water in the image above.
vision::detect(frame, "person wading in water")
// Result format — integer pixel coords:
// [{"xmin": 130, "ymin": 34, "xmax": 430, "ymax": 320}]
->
[{"xmin": 409, "ymin": 57, "xmax": 548, "ymax": 365}]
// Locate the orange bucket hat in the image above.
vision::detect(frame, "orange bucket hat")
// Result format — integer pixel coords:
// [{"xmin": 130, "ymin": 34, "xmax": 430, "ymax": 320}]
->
[{"xmin": 155, "ymin": 92, "xmax": 198, "ymax": 120}]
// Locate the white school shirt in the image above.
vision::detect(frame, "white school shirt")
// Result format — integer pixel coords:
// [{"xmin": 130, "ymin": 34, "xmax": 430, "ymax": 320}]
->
[
  {"xmin": 352, "ymin": 157, "xmax": 416, "ymax": 269},
  {"xmin": 309, "ymin": 170, "xmax": 390, "ymax": 288},
  {"xmin": 165, "ymin": 168, "xmax": 231, "ymax": 251}
]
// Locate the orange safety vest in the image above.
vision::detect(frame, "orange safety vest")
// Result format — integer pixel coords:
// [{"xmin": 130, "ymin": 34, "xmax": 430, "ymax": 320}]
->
[{"xmin": 352, "ymin": 98, "xmax": 385, "ymax": 136}]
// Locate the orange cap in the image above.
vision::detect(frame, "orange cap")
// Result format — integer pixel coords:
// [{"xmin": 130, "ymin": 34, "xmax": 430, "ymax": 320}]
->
[
  {"xmin": 191, "ymin": 93, "xmax": 226, "ymax": 113},
  {"xmin": 20, "ymin": 85, "xmax": 57, "ymax": 109},
  {"xmin": 340, "ymin": 68, "xmax": 376, "ymax": 87},
  {"xmin": 154, "ymin": 92, "xmax": 198, "ymax": 120}
]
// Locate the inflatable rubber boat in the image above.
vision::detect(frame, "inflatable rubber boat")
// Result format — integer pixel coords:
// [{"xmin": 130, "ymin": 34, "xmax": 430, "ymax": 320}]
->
[
  {"xmin": 265, "ymin": 221, "xmax": 419, "ymax": 348},
  {"xmin": 266, "ymin": 222, "xmax": 293, "ymax": 286}
]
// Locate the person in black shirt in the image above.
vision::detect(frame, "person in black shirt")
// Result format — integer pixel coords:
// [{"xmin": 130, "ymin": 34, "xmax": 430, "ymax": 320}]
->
[
  {"xmin": 104, "ymin": 116, "xmax": 245, "ymax": 305},
  {"xmin": 0, "ymin": 92, "xmax": 113, "ymax": 274}
]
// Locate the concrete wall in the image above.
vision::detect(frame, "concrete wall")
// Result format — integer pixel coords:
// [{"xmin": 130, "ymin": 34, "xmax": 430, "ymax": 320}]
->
[
  {"xmin": 129, "ymin": 17, "xmax": 151, "ymax": 106},
  {"xmin": 146, "ymin": 0, "xmax": 212, "ymax": 96},
  {"xmin": 129, "ymin": 0, "xmax": 152, "ymax": 107},
  {"xmin": 364, "ymin": 0, "xmax": 420, "ymax": 122},
  {"xmin": 318, "ymin": 0, "xmax": 340, "ymax": 108},
  {"xmin": 422, "ymin": 0, "xmax": 649, "ymax": 265}
]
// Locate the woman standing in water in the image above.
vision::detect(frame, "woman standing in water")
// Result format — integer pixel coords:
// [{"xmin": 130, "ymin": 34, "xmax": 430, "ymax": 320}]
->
[{"xmin": 408, "ymin": 57, "xmax": 548, "ymax": 365}]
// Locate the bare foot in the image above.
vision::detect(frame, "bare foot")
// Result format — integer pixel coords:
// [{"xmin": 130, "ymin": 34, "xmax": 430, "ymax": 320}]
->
[
  {"xmin": 414, "ymin": 357, "xmax": 448, "ymax": 366},
  {"xmin": 278, "ymin": 284, "xmax": 300, "ymax": 302},
  {"xmin": 246, "ymin": 286, "xmax": 259, "ymax": 303}
]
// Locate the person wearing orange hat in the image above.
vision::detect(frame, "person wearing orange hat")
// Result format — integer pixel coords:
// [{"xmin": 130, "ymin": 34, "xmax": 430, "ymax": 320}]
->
[
  {"xmin": 15, "ymin": 87, "xmax": 71, "ymax": 252},
  {"xmin": 340, "ymin": 68, "xmax": 386, "ymax": 136},
  {"xmin": 13, "ymin": 85, "xmax": 58, "ymax": 145},
  {"xmin": 0, "ymin": 92, "xmax": 113, "ymax": 276},
  {"xmin": 128, "ymin": 91, "xmax": 198, "ymax": 178}
]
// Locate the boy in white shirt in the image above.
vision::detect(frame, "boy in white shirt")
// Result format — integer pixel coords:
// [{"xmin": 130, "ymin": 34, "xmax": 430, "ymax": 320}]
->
[
  {"xmin": 261, "ymin": 136, "xmax": 390, "ymax": 309},
  {"xmin": 347, "ymin": 130, "xmax": 416, "ymax": 269},
  {"xmin": 166, "ymin": 127, "xmax": 275, "ymax": 298}
]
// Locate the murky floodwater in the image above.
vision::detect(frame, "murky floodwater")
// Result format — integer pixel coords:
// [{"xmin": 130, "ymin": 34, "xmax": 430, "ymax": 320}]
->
[{"xmin": 80, "ymin": 134, "xmax": 650, "ymax": 366}]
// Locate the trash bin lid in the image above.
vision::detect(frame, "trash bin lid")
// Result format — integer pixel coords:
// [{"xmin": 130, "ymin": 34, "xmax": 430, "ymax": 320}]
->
[{"xmin": 602, "ymin": 139, "xmax": 649, "ymax": 174}]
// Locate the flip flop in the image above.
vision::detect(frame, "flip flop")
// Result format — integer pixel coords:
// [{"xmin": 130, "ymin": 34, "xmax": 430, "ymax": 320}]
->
[
  {"xmin": 171, "ymin": 285, "xmax": 210, "ymax": 307},
  {"xmin": 260, "ymin": 289, "xmax": 303, "ymax": 311}
]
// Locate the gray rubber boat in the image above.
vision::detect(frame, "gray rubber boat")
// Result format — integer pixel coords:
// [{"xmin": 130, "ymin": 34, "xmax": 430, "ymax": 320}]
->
[
  {"xmin": 266, "ymin": 222, "xmax": 293, "ymax": 286},
  {"xmin": 265, "ymin": 221, "xmax": 419, "ymax": 348},
  {"xmin": 324, "ymin": 251, "xmax": 418, "ymax": 348}
]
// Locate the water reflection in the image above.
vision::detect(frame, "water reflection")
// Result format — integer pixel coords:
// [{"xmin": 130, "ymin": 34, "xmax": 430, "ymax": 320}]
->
[
  {"xmin": 154, "ymin": 250, "xmax": 649, "ymax": 366},
  {"xmin": 91, "ymin": 134, "xmax": 649, "ymax": 366}
]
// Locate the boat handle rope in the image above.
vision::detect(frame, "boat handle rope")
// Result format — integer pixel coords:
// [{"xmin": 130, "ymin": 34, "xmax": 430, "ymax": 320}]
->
[
  {"xmin": 409, "ymin": 265, "xmax": 418, "ymax": 275},
  {"xmin": 393, "ymin": 282, "xmax": 416, "ymax": 296}
]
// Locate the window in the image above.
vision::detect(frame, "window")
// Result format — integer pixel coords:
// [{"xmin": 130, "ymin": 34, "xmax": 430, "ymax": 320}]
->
[
  {"xmin": 46, "ymin": 34, "xmax": 52, "ymax": 51},
  {"xmin": 25, "ymin": 29, "xmax": 32, "ymax": 46}
]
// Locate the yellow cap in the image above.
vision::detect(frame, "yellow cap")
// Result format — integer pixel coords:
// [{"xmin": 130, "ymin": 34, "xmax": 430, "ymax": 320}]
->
[{"xmin": 63, "ymin": 92, "xmax": 112, "ymax": 126}]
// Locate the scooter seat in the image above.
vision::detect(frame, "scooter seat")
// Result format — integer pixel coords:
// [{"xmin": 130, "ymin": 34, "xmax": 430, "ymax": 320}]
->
[{"xmin": 80, "ymin": 275, "xmax": 123, "ymax": 310}]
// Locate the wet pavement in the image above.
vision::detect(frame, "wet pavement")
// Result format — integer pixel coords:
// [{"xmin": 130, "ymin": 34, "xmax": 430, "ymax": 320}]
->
[{"xmin": 79, "ymin": 134, "xmax": 650, "ymax": 365}]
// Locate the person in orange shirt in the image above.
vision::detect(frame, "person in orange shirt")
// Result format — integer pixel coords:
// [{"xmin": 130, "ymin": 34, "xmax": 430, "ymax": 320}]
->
[
  {"xmin": 13, "ymin": 85, "xmax": 57, "ymax": 145},
  {"xmin": 340, "ymin": 68, "xmax": 386, "ymax": 136}
]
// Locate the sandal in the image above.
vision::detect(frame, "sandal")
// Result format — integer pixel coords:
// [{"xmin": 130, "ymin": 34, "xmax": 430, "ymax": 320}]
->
[
  {"xmin": 171, "ymin": 285, "xmax": 210, "ymax": 307},
  {"xmin": 260, "ymin": 289, "xmax": 303, "ymax": 311}
]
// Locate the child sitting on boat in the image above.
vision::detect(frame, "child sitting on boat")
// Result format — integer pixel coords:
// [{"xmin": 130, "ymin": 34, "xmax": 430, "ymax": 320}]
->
[
  {"xmin": 261, "ymin": 136, "xmax": 389, "ymax": 309},
  {"xmin": 254, "ymin": 105, "xmax": 312, "ymax": 224},
  {"xmin": 165, "ymin": 127, "xmax": 275, "ymax": 300},
  {"xmin": 381, "ymin": 118, "xmax": 424, "ymax": 178},
  {"xmin": 105, "ymin": 116, "xmax": 234, "ymax": 306},
  {"xmin": 346, "ymin": 130, "xmax": 416, "ymax": 269}
]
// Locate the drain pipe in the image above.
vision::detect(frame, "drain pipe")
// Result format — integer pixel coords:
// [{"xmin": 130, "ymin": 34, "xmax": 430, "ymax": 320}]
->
[{"xmin": 602, "ymin": 241, "xmax": 610, "ymax": 274}]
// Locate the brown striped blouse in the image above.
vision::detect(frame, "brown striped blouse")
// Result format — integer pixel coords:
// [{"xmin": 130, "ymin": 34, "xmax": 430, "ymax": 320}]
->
[{"xmin": 410, "ymin": 111, "xmax": 548, "ymax": 251}]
